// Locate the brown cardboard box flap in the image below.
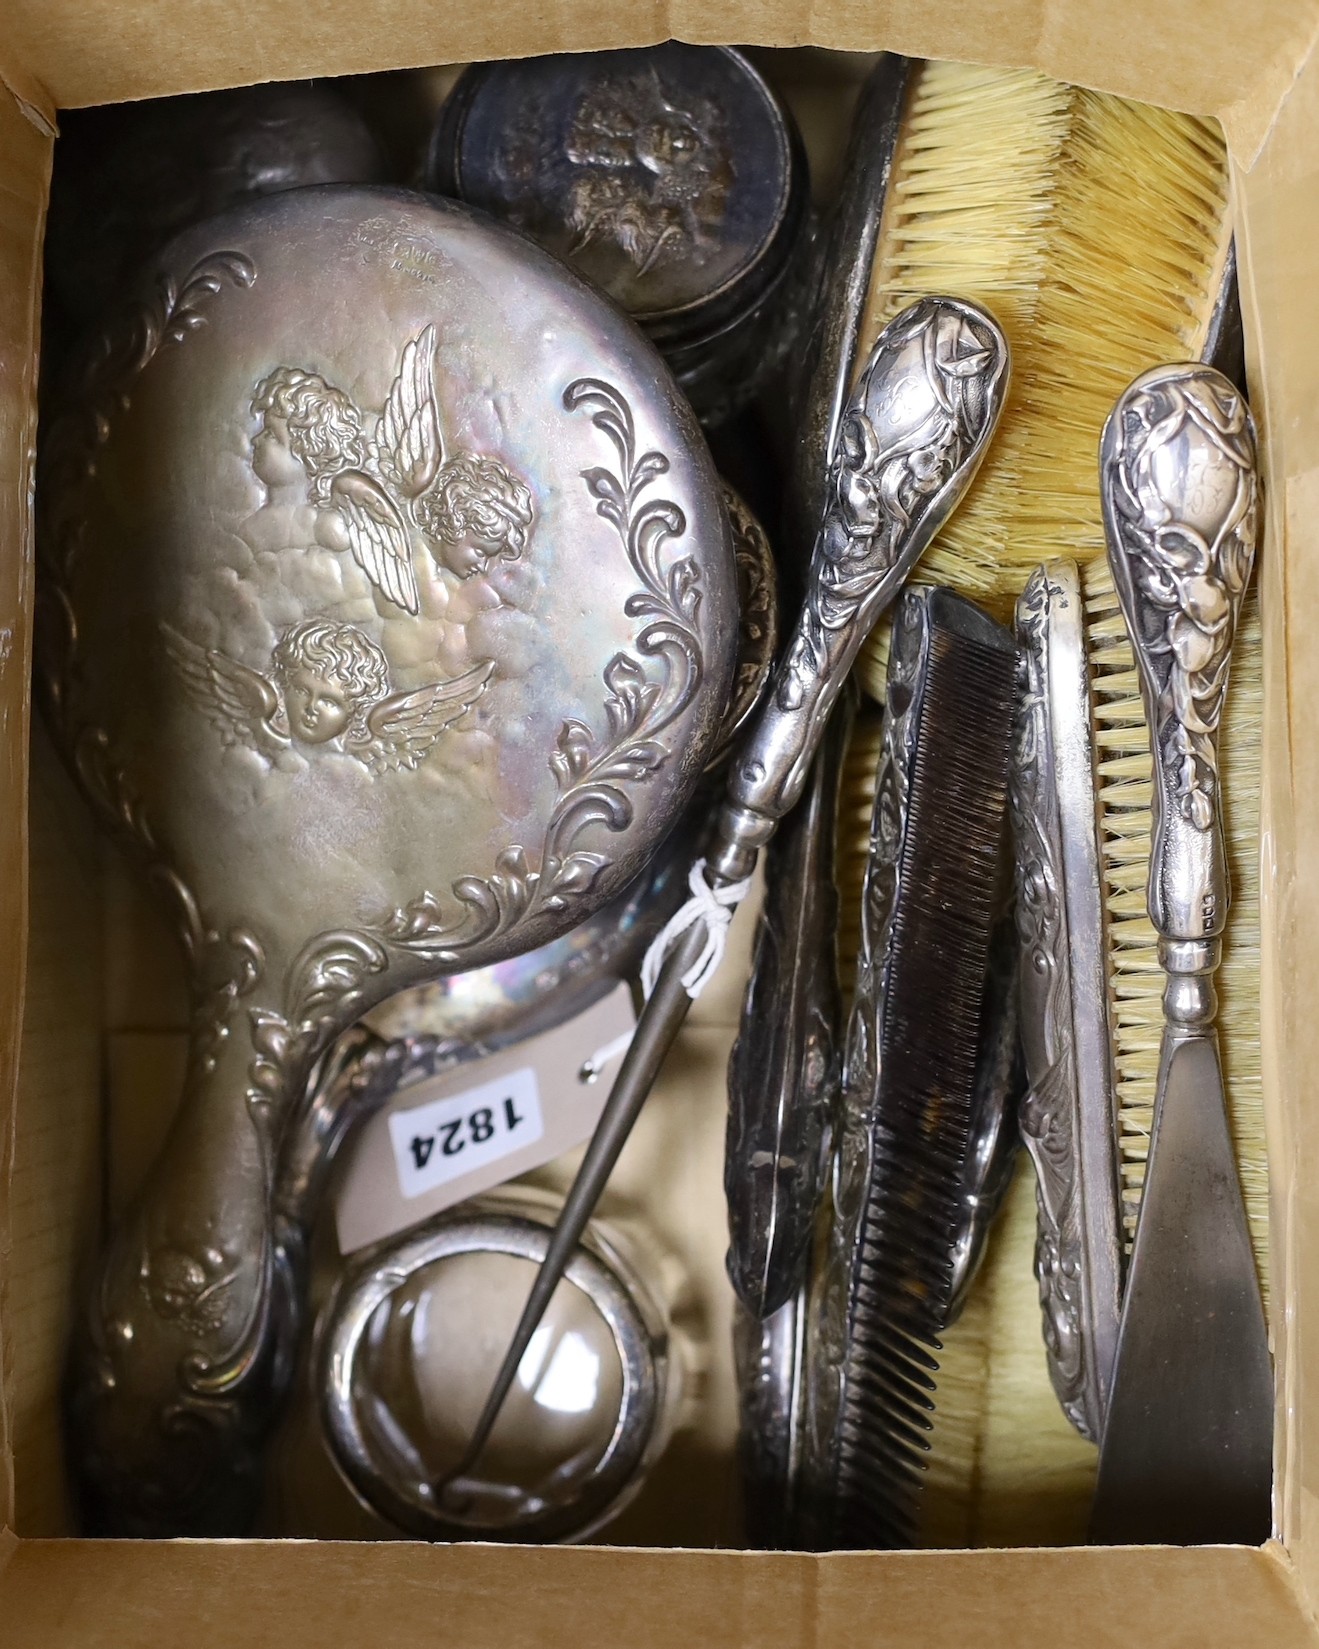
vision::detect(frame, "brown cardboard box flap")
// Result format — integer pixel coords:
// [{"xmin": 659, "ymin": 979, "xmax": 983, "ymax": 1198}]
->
[
  {"xmin": 5, "ymin": 0, "xmax": 1319, "ymax": 1640},
  {"xmin": 0, "ymin": 0, "xmax": 1312, "ymax": 152},
  {"xmin": 0, "ymin": 1539, "xmax": 1316, "ymax": 1648},
  {"xmin": 0, "ymin": 85, "xmax": 46, "ymax": 1548}
]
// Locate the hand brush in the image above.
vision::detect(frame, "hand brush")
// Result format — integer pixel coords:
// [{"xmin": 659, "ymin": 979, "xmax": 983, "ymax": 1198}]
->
[
  {"xmin": 1012, "ymin": 557, "xmax": 1123, "ymax": 1445},
  {"xmin": 438, "ymin": 294, "xmax": 1011, "ymax": 1495},
  {"xmin": 849, "ymin": 63, "xmax": 1237, "ymax": 668},
  {"xmin": 796, "ymin": 585, "xmax": 1020, "ymax": 1550}
]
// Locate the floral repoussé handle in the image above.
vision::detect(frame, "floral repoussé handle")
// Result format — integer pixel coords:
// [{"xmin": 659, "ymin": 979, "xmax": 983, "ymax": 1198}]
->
[
  {"xmin": 711, "ymin": 295, "xmax": 1011, "ymax": 884},
  {"xmin": 1100, "ymin": 363, "xmax": 1258, "ymax": 1024}
]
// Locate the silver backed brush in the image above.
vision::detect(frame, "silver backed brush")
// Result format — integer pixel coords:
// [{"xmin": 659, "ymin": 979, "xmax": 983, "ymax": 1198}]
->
[
  {"xmin": 1012, "ymin": 558, "xmax": 1123, "ymax": 1444},
  {"xmin": 724, "ymin": 690, "xmax": 852, "ymax": 1320},
  {"xmin": 1089, "ymin": 362, "xmax": 1271, "ymax": 1545},
  {"xmin": 442, "ymin": 295, "xmax": 1012, "ymax": 1489},
  {"xmin": 799, "ymin": 585, "xmax": 1020, "ymax": 1551}
]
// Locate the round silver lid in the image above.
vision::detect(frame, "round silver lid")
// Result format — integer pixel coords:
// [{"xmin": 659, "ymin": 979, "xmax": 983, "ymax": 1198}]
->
[{"xmin": 430, "ymin": 45, "xmax": 807, "ymax": 349}]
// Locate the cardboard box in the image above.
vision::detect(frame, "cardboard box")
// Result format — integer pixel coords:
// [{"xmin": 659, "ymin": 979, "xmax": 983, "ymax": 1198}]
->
[{"xmin": 3, "ymin": 2, "xmax": 1319, "ymax": 1641}]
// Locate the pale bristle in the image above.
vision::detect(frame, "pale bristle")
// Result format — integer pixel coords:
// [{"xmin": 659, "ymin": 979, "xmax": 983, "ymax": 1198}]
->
[
  {"xmin": 914, "ymin": 1260, "xmax": 992, "ymax": 1549},
  {"xmin": 853, "ymin": 62, "xmax": 1231, "ymax": 691},
  {"xmin": 1085, "ymin": 559, "xmax": 1267, "ymax": 1297},
  {"xmin": 835, "ymin": 708, "xmax": 883, "ymax": 1005}
]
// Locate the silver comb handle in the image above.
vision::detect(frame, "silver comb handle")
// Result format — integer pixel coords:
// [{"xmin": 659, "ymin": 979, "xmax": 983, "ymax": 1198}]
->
[
  {"xmin": 1100, "ymin": 363, "xmax": 1259, "ymax": 1027},
  {"xmin": 713, "ymin": 295, "xmax": 1010, "ymax": 882}
]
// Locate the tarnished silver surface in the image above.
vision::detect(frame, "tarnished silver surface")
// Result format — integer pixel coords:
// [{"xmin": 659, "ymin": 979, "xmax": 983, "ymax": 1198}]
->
[
  {"xmin": 317, "ymin": 1193, "xmax": 676, "ymax": 1542},
  {"xmin": 1102, "ymin": 367, "xmax": 1254, "ymax": 945},
  {"xmin": 1011, "ymin": 560, "xmax": 1122, "ymax": 1443},
  {"xmin": 733, "ymin": 1286, "xmax": 807, "ymax": 1549},
  {"xmin": 429, "ymin": 44, "xmax": 810, "ymax": 424},
  {"xmin": 444, "ymin": 295, "xmax": 1011, "ymax": 1487},
  {"xmin": 724, "ymin": 693, "xmax": 850, "ymax": 1321},
  {"xmin": 711, "ymin": 483, "xmax": 780, "ymax": 767},
  {"xmin": 1091, "ymin": 364, "xmax": 1272, "ymax": 1545},
  {"xmin": 38, "ymin": 185, "xmax": 737, "ymax": 1535},
  {"xmin": 948, "ymin": 903, "xmax": 1024, "ymax": 1323},
  {"xmin": 364, "ymin": 831, "xmax": 688, "ymax": 1049},
  {"xmin": 45, "ymin": 82, "xmax": 386, "ymax": 339},
  {"xmin": 366, "ymin": 479, "xmax": 774, "ymax": 1044},
  {"xmin": 718, "ymin": 297, "xmax": 1010, "ymax": 872},
  {"xmin": 784, "ymin": 55, "xmax": 911, "ymax": 561}
]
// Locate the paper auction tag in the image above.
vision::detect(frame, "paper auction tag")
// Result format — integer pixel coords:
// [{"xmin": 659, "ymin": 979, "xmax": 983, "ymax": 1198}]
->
[{"xmin": 333, "ymin": 983, "xmax": 636, "ymax": 1254}]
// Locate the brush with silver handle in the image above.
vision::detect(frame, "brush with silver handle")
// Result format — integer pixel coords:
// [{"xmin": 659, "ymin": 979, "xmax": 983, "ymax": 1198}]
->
[
  {"xmin": 1090, "ymin": 361, "xmax": 1272, "ymax": 1545},
  {"xmin": 440, "ymin": 295, "xmax": 1012, "ymax": 1494}
]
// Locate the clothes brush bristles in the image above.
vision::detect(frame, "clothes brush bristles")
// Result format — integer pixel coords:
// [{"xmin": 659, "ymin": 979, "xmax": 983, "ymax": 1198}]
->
[{"xmin": 850, "ymin": 60, "xmax": 1231, "ymax": 692}]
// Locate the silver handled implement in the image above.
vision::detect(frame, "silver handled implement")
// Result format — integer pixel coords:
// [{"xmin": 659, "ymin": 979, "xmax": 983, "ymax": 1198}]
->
[
  {"xmin": 1013, "ymin": 559, "xmax": 1123, "ymax": 1444},
  {"xmin": 1090, "ymin": 362, "xmax": 1272, "ymax": 1545},
  {"xmin": 442, "ymin": 295, "xmax": 1012, "ymax": 1492}
]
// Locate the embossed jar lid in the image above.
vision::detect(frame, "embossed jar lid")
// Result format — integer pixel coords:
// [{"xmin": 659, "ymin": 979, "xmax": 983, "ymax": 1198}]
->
[
  {"xmin": 428, "ymin": 46, "xmax": 809, "ymax": 361},
  {"xmin": 39, "ymin": 186, "xmax": 738, "ymax": 1018}
]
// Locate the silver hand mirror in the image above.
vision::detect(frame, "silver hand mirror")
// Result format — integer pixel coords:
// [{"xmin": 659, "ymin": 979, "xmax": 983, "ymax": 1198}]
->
[{"xmin": 38, "ymin": 184, "xmax": 738, "ymax": 1535}]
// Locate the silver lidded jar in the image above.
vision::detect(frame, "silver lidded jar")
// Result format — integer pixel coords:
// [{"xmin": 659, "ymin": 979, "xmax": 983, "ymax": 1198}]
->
[{"xmin": 427, "ymin": 44, "xmax": 811, "ymax": 425}]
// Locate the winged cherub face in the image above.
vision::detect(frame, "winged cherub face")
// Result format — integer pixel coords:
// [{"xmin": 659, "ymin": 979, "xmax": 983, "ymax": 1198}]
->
[
  {"xmin": 282, "ymin": 665, "xmax": 353, "ymax": 743},
  {"xmin": 270, "ymin": 619, "xmax": 390, "ymax": 746},
  {"xmin": 251, "ymin": 368, "xmax": 367, "ymax": 501},
  {"xmin": 418, "ymin": 452, "xmax": 535, "ymax": 579}
]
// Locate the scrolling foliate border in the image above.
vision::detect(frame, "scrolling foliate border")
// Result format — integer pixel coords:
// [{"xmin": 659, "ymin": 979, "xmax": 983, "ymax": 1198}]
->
[
  {"xmin": 370, "ymin": 375, "xmax": 706, "ymax": 965},
  {"xmin": 38, "ymin": 252, "xmax": 272, "ymax": 1122}
]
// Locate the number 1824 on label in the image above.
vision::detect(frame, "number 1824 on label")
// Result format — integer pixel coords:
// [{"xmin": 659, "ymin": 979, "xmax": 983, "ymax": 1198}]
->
[{"xmin": 387, "ymin": 1066, "xmax": 544, "ymax": 1200}]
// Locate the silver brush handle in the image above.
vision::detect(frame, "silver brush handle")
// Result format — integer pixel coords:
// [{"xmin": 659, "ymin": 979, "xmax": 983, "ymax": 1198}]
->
[
  {"xmin": 1100, "ymin": 362, "xmax": 1259, "ymax": 1026},
  {"xmin": 710, "ymin": 295, "xmax": 1011, "ymax": 884},
  {"xmin": 442, "ymin": 294, "xmax": 1011, "ymax": 1488}
]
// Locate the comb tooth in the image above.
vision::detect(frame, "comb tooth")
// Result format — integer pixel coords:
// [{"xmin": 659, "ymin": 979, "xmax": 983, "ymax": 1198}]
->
[
  {"xmin": 828, "ymin": 592, "xmax": 1019, "ymax": 1551},
  {"xmin": 847, "ymin": 1392, "xmax": 936, "ymax": 1452},
  {"xmin": 844, "ymin": 1359, "xmax": 941, "ymax": 1421},
  {"xmin": 846, "ymin": 1365, "xmax": 938, "ymax": 1419},
  {"xmin": 837, "ymin": 1420, "xmax": 931, "ymax": 1473}
]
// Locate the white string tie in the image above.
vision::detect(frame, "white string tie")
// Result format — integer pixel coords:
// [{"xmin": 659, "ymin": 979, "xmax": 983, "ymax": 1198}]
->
[
  {"xmin": 640, "ymin": 856, "xmax": 753, "ymax": 1002},
  {"xmin": 578, "ymin": 1029, "xmax": 635, "ymax": 1085}
]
